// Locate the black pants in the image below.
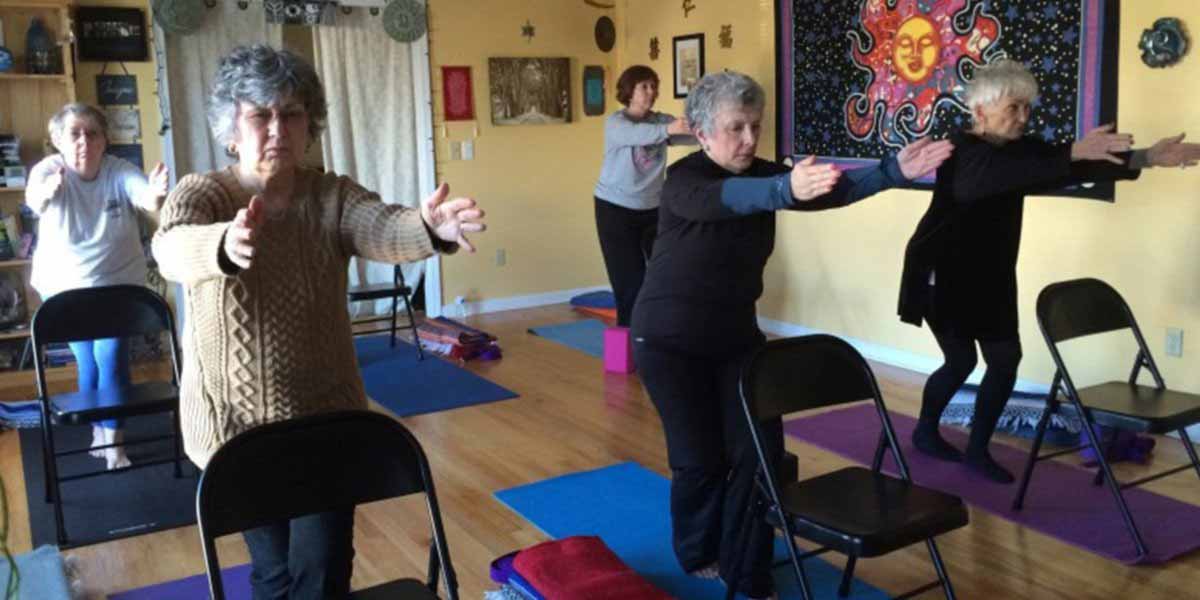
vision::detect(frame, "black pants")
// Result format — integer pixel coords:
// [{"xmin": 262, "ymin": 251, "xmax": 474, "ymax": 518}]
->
[
  {"xmin": 595, "ymin": 197, "xmax": 657, "ymax": 327},
  {"xmin": 633, "ymin": 339, "xmax": 783, "ymax": 598},
  {"xmin": 919, "ymin": 326, "xmax": 1023, "ymax": 455}
]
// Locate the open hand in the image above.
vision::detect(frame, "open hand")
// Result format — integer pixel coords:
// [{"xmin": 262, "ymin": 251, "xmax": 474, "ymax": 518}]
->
[
  {"xmin": 667, "ymin": 116, "xmax": 691, "ymax": 136},
  {"xmin": 420, "ymin": 183, "xmax": 486, "ymax": 252},
  {"xmin": 897, "ymin": 137, "xmax": 954, "ymax": 180},
  {"xmin": 147, "ymin": 162, "xmax": 169, "ymax": 209},
  {"xmin": 28, "ymin": 165, "xmax": 65, "ymax": 209},
  {"xmin": 1071, "ymin": 124, "xmax": 1134, "ymax": 164},
  {"xmin": 1146, "ymin": 133, "xmax": 1200, "ymax": 168},
  {"xmin": 223, "ymin": 195, "xmax": 265, "ymax": 270},
  {"xmin": 789, "ymin": 155, "xmax": 841, "ymax": 201}
]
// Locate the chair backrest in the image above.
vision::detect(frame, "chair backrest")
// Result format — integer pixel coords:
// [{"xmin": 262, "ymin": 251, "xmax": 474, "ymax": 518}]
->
[
  {"xmin": 740, "ymin": 334, "xmax": 881, "ymax": 422},
  {"xmin": 197, "ymin": 410, "xmax": 457, "ymax": 598},
  {"xmin": 31, "ymin": 285, "xmax": 181, "ymax": 398},
  {"xmin": 32, "ymin": 284, "xmax": 176, "ymax": 344},
  {"xmin": 739, "ymin": 334, "xmax": 913, "ymax": 482},
  {"xmin": 1037, "ymin": 278, "xmax": 1137, "ymax": 344}
]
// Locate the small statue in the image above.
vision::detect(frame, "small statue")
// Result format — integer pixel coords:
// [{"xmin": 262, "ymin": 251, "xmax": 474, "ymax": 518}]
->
[{"xmin": 1139, "ymin": 17, "xmax": 1188, "ymax": 68}]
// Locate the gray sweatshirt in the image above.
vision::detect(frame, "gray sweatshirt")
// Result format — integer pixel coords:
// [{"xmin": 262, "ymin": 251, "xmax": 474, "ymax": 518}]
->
[{"xmin": 594, "ymin": 110, "xmax": 693, "ymax": 210}]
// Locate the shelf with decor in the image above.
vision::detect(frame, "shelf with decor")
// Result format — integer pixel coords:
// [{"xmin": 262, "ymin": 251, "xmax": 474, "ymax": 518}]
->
[{"xmin": 0, "ymin": 0, "xmax": 73, "ymax": 388}]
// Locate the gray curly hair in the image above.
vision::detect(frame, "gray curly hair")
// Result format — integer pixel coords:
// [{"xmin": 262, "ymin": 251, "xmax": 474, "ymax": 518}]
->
[
  {"xmin": 48, "ymin": 103, "xmax": 109, "ymax": 145},
  {"xmin": 963, "ymin": 59, "xmax": 1039, "ymax": 110},
  {"xmin": 208, "ymin": 44, "xmax": 328, "ymax": 156},
  {"xmin": 684, "ymin": 71, "xmax": 765, "ymax": 136}
]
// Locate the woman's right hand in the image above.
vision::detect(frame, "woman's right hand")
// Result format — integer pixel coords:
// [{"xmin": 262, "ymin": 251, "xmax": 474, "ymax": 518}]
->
[
  {"xmin": 27, "ymin": 165, "xmax": 65, "ymax": 210},
  {"xmin": 789, "ymin": 155, "xmax": 841, "ymax": 201},
  {"xmin": 667, "ymin": 116, "xmax": 691, "ymax": 136},
  {"xmin": 223, "ymin": 195, "xmax": 265, "ymax": 270}
]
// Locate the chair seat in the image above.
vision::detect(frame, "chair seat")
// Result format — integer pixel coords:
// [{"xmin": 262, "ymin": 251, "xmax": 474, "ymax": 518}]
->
[
  {"xmin": 347, "ymin": 283, "xmax": 413, "ymax": 302},
  {"xmin": 772, "ymin": 466, "xmax": 968, "ymax": 558},
  {"xmin": 352, "ymin": 578, "xmax": 437, "ymax": 599},
  {"xmin": 48, "ymin": 381, "xmax": 179, "ymax": 425},
  {"xmin": 1064, "ymin": 382, "xmax": 1200, "ymax": 434}
]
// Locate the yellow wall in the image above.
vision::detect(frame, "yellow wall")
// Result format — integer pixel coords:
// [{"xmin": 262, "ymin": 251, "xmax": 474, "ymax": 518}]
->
[
  {"xmin": 429, "ymin": 0, "xmax": 617, "ymax": 304},
  {"xmin": 622, "ymin": 0, "xmax": 1200, "ymax": 390},
  {"xmin": 77, "ymin": 0, "xmax": 164, "ymax": 171}
]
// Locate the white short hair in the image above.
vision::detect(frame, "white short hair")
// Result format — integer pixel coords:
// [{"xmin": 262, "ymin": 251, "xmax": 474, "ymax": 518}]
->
[{"xmin": 963, "ymin": 59, "xmax": 1039, "ymax": 109}]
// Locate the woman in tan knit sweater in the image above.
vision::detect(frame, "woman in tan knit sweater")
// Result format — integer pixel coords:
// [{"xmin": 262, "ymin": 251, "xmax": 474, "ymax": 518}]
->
[{"xmin": 151, "ymin": 45, "xmax": 484, "ymax": 599}]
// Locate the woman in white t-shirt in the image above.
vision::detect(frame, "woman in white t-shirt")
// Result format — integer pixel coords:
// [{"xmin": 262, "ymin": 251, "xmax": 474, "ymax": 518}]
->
[{"xmin": 26, "ymin": 103, "xmax": 169, "ymax": 469}]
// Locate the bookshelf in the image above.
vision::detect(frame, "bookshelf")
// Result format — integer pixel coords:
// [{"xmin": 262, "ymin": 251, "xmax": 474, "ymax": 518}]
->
[{"xmin": 0, "ymin": 0, "xmax": 73, "ymax": 386}]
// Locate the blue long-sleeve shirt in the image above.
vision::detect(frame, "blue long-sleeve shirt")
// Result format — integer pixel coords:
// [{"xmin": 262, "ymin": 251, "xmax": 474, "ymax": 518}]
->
[{"xmin": 631, "ymin": 150, "xmax": 907, "ymax": 352}]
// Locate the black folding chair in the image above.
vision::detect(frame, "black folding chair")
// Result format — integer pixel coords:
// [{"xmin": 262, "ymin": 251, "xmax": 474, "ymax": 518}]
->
[
  {"xmin": 348, "ymin": 264, "xmax": 423, "ymax": 358},
  {"xmin": 1012, "ymin": 278, "xmax": 1200, "ymax": 560},
  {"xmin": 31, "ymin": 284, "xmax": 184, "ymax": 547},
  {"xmin": 730, "ymin": 334, "xmax": 967, "ymax": 600},
  {"xmin": 196, "ymin": 410, "xmax": 458, "ymax": 599}
]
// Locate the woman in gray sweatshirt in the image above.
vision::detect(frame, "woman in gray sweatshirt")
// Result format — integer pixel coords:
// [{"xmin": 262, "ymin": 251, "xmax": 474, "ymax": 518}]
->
[{"xmin": 594, "ymin": 65, "xmax": 694, "ymax": 327}]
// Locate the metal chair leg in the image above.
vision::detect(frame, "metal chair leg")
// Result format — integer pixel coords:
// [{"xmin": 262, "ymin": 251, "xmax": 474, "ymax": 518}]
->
[
  {"xmin": 38, "ymin": 404, "xmax": 54, "ymax": 503},
  {"xmin": 1178, "ymin": 427, "xmax": 1200, "ymax": 481},
  {"xmin": 389, "ymin": 294, "xmax": 399, "ymax": 348},
  {"xmin": 40, "ymin": 418, "xmax": 67, "ymax": 546},
  {"xmin": 402, "ymin": 288, "xmax": 423, "ymax": 360},
  {"xmin": 871, "ymin": 430, "xmax": 887, "ymax": 473},
  {"xmin": 1093, "ymin": 427, "xmax": 1119, "ymax": 487},
  {"xmin": 172, "ymin": 409, "xmax": 184, "ymax": 478},
  {"xmin": 1013, "ymin": 401, "xmax": 1054, "ymax": 511},
  {"xmin": 926, "ymin": 538, "xmax": 957, "ymax": 600},
  {"xmin": 838, "ymin": 556, "xmax": 856, "ymax": 597},
  {"xmin": 1078, "ymin": 413, "xmax": 1148, "ymax": 559}
]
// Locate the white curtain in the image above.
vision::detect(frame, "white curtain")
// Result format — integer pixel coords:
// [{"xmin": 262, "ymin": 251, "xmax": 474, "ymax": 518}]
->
[
  {"xmin": 313, "ymin": 8, "xmax": 428, "ymax": 316},
  {"xmin": 163, "ymin": 3, "xmax": 283, "ymax": 178}
]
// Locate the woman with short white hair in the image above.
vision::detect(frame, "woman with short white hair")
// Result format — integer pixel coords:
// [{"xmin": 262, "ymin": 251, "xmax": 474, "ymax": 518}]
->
[
  {"xmin": 899, "ymin": 58, "xmax": 1200, "ymax": 483},
  {"xmin": 632, "ymin": 70, "xmax": 953, "ymax": 600}
]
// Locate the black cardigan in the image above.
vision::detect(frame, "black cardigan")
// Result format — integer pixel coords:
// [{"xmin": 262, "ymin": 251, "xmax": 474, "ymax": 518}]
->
[
  {"xmin": 898, "ymin": 131, "xmax": 1140, "ymax": 340},
  {"xmin": 632, "ymin": 150, "xmax": 904, "ymax": 352}
]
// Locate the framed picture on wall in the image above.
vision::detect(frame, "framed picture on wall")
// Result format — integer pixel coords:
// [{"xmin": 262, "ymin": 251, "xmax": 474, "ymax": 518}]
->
[
  {"xmin": 672, "ymin": 33, "xmax": 704, "ymax": 98},
  {"xmin": 96, "ymin": 74, "xmax": 138, "ymax": 106},
  {"xmin": 488, "ymin": 57, "xmax": 571, "ymax": 126},
  {"xmin": 107, "ymin": 144, "xmax": 144, "ymax": 170},
  {"xmin": 583, "ymin": 65, "xmax": 605, "ymax": 116},
  {"xmin": 105, "ymin": 107, "xmax": 141, "ymax": 143},
  {"xmin": 441, "ymin": 66, "xmax": 475, "ymax": 121},
  {"xmin": 76, "ymin": 7, "xmax": 149, "ymax": 62}
]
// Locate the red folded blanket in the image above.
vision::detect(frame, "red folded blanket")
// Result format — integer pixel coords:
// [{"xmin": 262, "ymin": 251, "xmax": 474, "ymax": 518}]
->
[{"xmin": 512, "ymin": 535, "xmax": 673, "ymax": 600}]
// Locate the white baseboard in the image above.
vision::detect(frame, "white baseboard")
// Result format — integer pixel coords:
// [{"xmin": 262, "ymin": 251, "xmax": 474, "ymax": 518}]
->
[
  {"xmin": 440, "ymin": 285, "xmax": 609, "ymax": 320},
  {"xmin": 756, "ymin": 316, "xmax": 1051, "ymax": 395}
]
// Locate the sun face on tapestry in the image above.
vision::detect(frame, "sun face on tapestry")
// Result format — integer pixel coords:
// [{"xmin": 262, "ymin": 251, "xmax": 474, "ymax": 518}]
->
[
  {"xmin": 844, "ymin": 0, "xmax": 1000, "ymax": 148},
  {"xmin": 781, "ymin": 0, "xmax": 1119, "ymax": 198}
]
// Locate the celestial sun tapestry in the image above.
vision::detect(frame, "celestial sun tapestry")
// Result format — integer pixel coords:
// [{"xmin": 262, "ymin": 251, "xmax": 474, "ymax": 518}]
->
[{"xmin": 777, "ymin": 0, "xmax": 1120, "ymax": 199}]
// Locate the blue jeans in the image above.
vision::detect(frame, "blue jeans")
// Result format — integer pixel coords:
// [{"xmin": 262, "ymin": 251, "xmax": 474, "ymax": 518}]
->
[
  {"xmin": 68, "ymin": 337, "xmax": 131, "ymax": 430},
  {"xmin": 242, "ymin": 509, "xmax": 355, "ymax": 600}
]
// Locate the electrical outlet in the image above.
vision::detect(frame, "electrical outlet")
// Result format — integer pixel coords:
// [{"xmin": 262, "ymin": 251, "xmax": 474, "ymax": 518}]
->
[
  {"xmin": 449, "ymin": 141, "xmax": 462, "ymax": 160},
  {"xmin": 461, "ymin": 140, "xmax": 474, "ymax": 160},
  {"xmin": 1166, "ymin": 327, "xmax": 1184, "ymax": 357},
  {"xmin": 495, "ymin": 248, "xmax": 506, "ymax": 266}
]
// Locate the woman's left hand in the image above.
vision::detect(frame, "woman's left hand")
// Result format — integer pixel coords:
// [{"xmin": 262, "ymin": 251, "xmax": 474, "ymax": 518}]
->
[
  {"xmin": 148, "ymin": 162, "xmax": 169, "ymax": 208},
  {"xmin": 897, "ymin": 137, "xmax": 955, "ymax": 180},
  {"xmin": 1146, "ymin": 133, "xmax": 1200, "ymax": 168},
  {"xmin": 420, "ymin": 183, "xmax": 486, "ymax": 252}
]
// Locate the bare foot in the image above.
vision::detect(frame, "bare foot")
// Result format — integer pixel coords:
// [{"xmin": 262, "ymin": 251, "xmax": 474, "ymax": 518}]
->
[
  {"xmin": 89, "ymin": 426, "xmax": 106, "ymax": 459},
  {"xmin": 103, "ymin": 428, "xmax": 132, "ymax": 470},
  {"xmin": 689, "ymin": 563, "xmax": 719, "ymax": 579}
]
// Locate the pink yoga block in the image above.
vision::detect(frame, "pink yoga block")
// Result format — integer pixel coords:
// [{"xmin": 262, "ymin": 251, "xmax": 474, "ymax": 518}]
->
[{"xmin": 604, "ymin": 326, "xmax": 635, "ymax": 373}]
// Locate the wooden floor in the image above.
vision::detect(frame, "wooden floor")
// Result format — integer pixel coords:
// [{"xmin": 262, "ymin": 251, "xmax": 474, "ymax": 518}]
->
[{"xmin": 2, "ymin": 304, "xmax": 1199, "ymax": 598}]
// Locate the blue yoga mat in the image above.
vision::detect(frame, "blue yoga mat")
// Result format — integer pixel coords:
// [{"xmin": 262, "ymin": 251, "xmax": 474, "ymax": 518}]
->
[
  {"xmin": 355, "ymin": 336, "xmax": 518, "ymax": 417},
  {"xmin": 109, "ymin": 564, "xmax": 251, "ymax": 599},
  {"xmin": 0, "ymin": 545, "xmax": 72, "ymax": 599},
  {"xmin": 495, "ymin": 462, "xmax": 891, "ymax": 599},
  {"xmin": 527, "ymin": 319, "xmax": 606, "ymax": 359}
]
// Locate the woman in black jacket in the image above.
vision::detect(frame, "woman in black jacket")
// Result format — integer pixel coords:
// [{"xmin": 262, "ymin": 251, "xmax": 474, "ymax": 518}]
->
[
  {"xmin": 632, "ymin": 70, "xmax": 952, "ymax": 600},
  {"xmin": 899, "ymin": 59, "xmax": 1200, "ymax": 483}
]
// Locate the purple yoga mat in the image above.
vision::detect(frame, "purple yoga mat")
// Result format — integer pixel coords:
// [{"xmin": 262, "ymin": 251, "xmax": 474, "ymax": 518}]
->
[
  {"xmin": 108, "ymin": 564, "xmax": 251, "ymax": 599},
  {"xmin": 783, "ymin": 403, "xmax": 1200, "ymax": 564}
]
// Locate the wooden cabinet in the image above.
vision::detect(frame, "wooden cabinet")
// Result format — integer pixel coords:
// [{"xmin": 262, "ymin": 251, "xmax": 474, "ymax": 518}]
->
[{"xmin": 0, "ymin": 0, "xmax": 74, "ymax": 381}]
